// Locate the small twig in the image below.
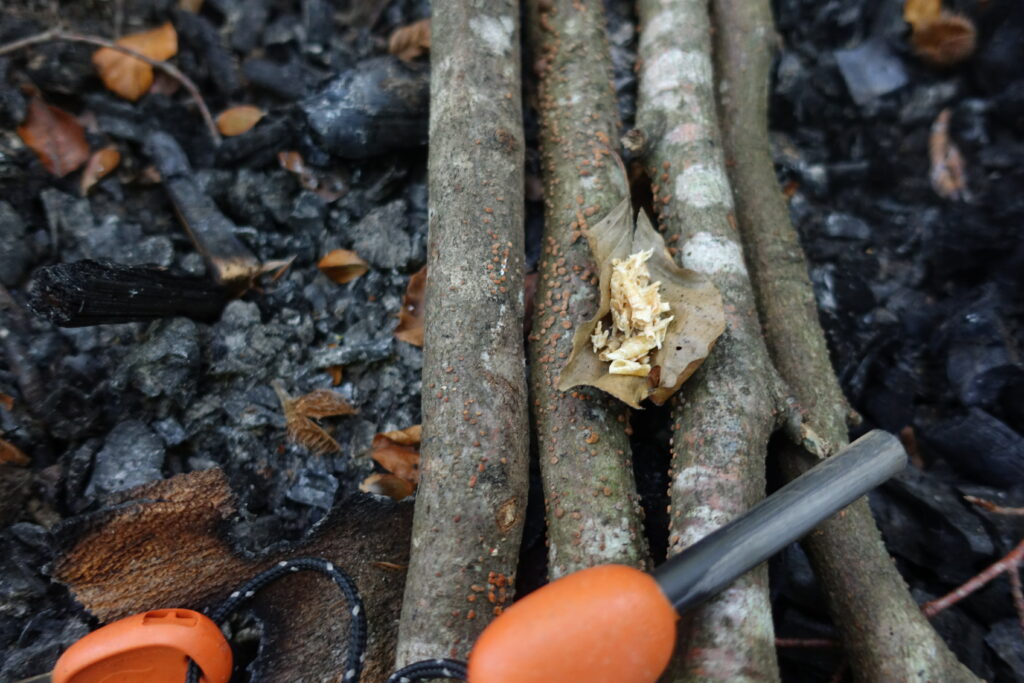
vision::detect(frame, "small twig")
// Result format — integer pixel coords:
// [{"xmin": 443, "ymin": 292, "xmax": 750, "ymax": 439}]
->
[
  {"xmin": 922, "ymin": 537, "xmax": 1024, "ymax": 617},
  {"xmin": 1008, "ymin": 565, "xmax": 1024, "ymax": 635},
  {"xmin": 964, "ymin": 495, "xmax": 1024, "ymax": 516},
  {"xmin": 0, "ymin": 27, "xmax": 221, "ymax": 144},
  {"xmin": 774, "ymin": 637, "xmax": 839, "ymax": 649}
]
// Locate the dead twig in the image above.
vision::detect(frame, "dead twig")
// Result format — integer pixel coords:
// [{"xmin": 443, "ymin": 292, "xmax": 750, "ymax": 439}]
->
[
  {"xmin": 0, "ymin": 27, "xmax": 221, "ymax": 144},
  {"xmin": 922, "ymin": 538, "xmax": 1024, "ymax": 622},
  {"xmin": 964, "ymin": 495, "xmax": 1024, "ymax": 516}
]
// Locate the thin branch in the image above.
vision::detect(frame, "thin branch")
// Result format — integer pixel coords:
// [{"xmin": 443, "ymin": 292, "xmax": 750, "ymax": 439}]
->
[
  {"xmin": 922, "ymin": 538, "xmax": 1024, "ymax": 618},
  {"xmin": 774, "ymin": 638, "xmax": 839, "ymax": 649},
  {"xmin": 1008, "ymin": 565, "xmax": 1024, "ymax": 636},
  {"xmin": 964, "ymin": 495, "xmax": 1024, "ymax": 516},
  {"xmin": 0, "ymin": 28, "xmax": 221, "ymax": 144}
]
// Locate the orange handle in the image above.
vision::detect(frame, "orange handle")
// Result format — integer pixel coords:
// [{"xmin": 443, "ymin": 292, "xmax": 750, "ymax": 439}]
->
[
  {"xmin": 466, "ymin": 564, "xmax": 677, "ymax": 683},
  {"xmin": 52, "ymin": 608, "xmax": 232, "ymax": 683}
]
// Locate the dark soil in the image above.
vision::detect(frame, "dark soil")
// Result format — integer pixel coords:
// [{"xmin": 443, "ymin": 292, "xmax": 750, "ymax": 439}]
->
[{"xmin": 0, "ymin": 0, "xmax": 1021, "ymax": 681}]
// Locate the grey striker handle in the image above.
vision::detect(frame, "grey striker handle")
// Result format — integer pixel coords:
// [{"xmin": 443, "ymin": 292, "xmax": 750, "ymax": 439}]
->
[{"xmin": 653, "ymin": 429, "xmax": 907, "ymax": 612}]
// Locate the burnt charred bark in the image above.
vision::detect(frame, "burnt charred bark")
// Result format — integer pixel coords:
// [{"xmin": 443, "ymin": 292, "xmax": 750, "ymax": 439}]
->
[
  {"xmin": 395, "ymin": 0, "xmax": 530, "ymax": 666},
  {"xmin": 524, "ymin": 0, "xmax": 648, "ymax": 579}
]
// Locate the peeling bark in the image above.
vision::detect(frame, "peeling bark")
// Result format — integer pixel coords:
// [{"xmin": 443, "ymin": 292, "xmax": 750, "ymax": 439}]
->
[
  {"xmin": 636, "ymin": 0, "xmax": 779, "ymax": 679},
  {"xmin": 395, "ymin": 0, "xmax": 530, "ymax": 666},
  {"xmin": 710, "ymin": 0, "xmax": 980, "ymax": 680},
  {"xmin": 524, "ymin": 0, "xmax": 648, "ymax": 579}
]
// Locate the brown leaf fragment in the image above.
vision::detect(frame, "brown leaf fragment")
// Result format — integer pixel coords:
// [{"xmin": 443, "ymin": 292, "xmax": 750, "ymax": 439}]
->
[
  {"xmin": 388, "ymin": 19, "xmax": 431, "ymax": 61},
  {"xmin": 273, "ymin": 381, "xmax": 357, "ymax": 454},
  {"xmin": 17, "ymin": 92, "xmax": 90, "ymax": 177},
  {"xmin": 277, "ymin": 151, "xmax": 348, "ymax": 202},
  {"xmin": 318, "ymin": 249, "xmax": 369, "ymax": 284},
  {"xmin": 0, "ymin": 438, "xmax": 29, "ymax": 465},
  {"xmin": 379, "ymin": 424, "xmax": 422, "ymax": 446},
  {"xmin": 903, "ymin": 0, "xmax": 941, "ymax": 27},
  {"xmin": 370, "ymin": 433, "xmax": 420, "ymax": 484},
  {"xmin": 216, "ymin": 105, "xmax": 264, "ymax": 137},
  {"xmin": 80, "ymin": 145, "xmax": 121, "ymax": 195},
  {"xmin": 92, "ymin": 23, "xmax": 179, "ymax": 101},
  {"xmin": 178, "ymin": 0, "xmax": 204, "ymax": 11},
  {"xmin": 929, "ymin": 108, "xmax": 970, "ymax": 201},
  {"xmin": 0, "ymin": 393, "xmax": 15, "ymax": 411},
  {"xmin": 395, "ymin": 266, "xmax": 426, "ymax": 347},
  {"xmin": 360, "ymin": 473, "xmax": 415, "ymax": 501},
  {"xmin": 558, "ymin": 198, "xmax": 726, "ymax": 408},
  {"xmin": 911, "ymin": 12, "xmax": 976, "ymax": 67},
  {"xmin": 326, "ymin": 365, "xmax": 344, "ymax": 386}
]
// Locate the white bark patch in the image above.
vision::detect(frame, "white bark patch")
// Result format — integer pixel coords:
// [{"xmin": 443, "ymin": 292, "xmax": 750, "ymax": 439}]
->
[
  {"xmin": 675, "ymin": 163, "xmax": 731, "ymax": 209},
  {"xmin": 550, "ymin": 518, "xmax": 634, "ymax": 579},
  {"xmin": 677, "ymin": 503, "xmax": 731, "ymax": 548},
  {"xmin": 639, "ymin": 48, "xmax": 712, "ymax": 111},
  {"xmin": 470, "ymin": 15, "xmax": 514, "ymax": 55},
  {"xmin": 681, "ymin": 232, "xmax": 748, "ymax": 276}
]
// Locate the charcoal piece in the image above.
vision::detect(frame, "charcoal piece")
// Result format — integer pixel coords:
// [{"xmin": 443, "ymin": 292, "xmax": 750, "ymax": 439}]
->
[
  {"xmin": 302, "ymin": 57, "xmax": 429, "ymax": 158},
  {"xmin": 286, "ymin": 469, "xmax": 338, "ymax": 510},
  {"xmin": 85, "ymin": 420, "xmax": 165, "ymax": 499},
  {"xmin": 230, "ymin": 0, "xmax": 271, "ymax": 52},
  {"xmin": 62, "ymin": 439, "xmax": 100, "ymax": 514},
  {"xmin": 243, "ymin": 58, "xmax": 309, "ymax": 100},
  {"xmin": 0, "ymin": 201, "xmax": 32, "ymax": 287},
  {"xmin": 922, "ymin": 409, "xmax": 1024, "ymax": 488},
  {"xmin": 312, "ymin": 337, "xmax": 393, "ymax": 368},
  {"xmin": 972, "ymin": 0, "xmax": 1024, "ymax": 94},
  {"xmin": 921, "ymin": 589, "xmax": 992, "ymax": 680},
  {"xmin": 302, "ymin": 0, "xmax": 333, "ymax": 54},
  {"xmin": 0, "ymin": 59, "xmax": 25, "ymax": 128},
  {"xmin": 822, "ymin": 211, "xmax": 871, "ymax": 240},
  {"xmin": 226, "ymin": 169, "xmax": 295, "ymax": 229},
  {"xmin": 891, "ymin": 468, "xmax": 993, "ymax": 561},
  {"xmin": 22, "ymin": 40, "xmax": 93, "ymax": 95},
  {"xmin": 40, "ymin": 188, "xmax": 93, "ymax": 254},
  {"xmin": 350, "ymin": 199, "xmax": 413, "ymax": 269},
  {"xmin": 987, "ymin": 619, "xmax": 1024, "ymax": 680},
  {"xmin": 289, "ymin": 191, "xmax": 327, "ymax": 233},
  {"xmin": 899, "ymin": 81, "xmax": 960, "ymax": 126},
  {"xmin": 26, "ymin": 260, "xmax": 230, "ymax": 327},
  {"xmin": 0, "ymin": 612, "xmax": 88, "ymax": 681},
  {"xmin": 114, "ymin": 318, "xmax": 200, "ymax": 403},
  {"xmin": 173, "ymin": 8, "xmax": 239, "ymax": 95},
  {"xmin": 215, "ymin": 114, "xmax": 296, "ymax": 167},
  {"xmin": 937, "ymin": 296, "xmax": 1020, "ymax": 408},
  {"xmin": 0, "ymin": 465, "xmax": 30, "ymax": 528},
  {"xmin": 834, "ymin": 39, "xmax": 909, "ymax": 106}
]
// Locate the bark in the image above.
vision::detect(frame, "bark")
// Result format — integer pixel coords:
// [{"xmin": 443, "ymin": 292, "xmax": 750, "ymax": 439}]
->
[
  {"xmin": 711, "ymin": 0, "xmax": 980, "ymax": 680},
  {"xmin": 524, "ymin": 0, "xmax": 648, "ymax": 579},
  {"xmin": 636, "ymin": 0, "xmax": 779, "ymax": 679},
  {"xmin": 395, "ymin": 0, "xmax": 530, "ymax": 666}
]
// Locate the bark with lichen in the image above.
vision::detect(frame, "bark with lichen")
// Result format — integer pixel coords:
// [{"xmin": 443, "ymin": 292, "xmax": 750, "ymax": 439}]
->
[
  {"xmin": 711, "ymin": 0, "xmax": 979, "ymax": 680},
  {"xmin": 525, "ymin": 0, "xmax": 648, "ymax": 579},
  {"xmin": 395, "ymin": 0, "xmax": 529, "ymax": 666},
  {"xmin": 636, "ymin": 0, "xmax": 780, "ymax": 679}
]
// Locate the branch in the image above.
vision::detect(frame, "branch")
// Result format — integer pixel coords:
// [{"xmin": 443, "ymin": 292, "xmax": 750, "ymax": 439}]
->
[
  {"xmin": 635, "ymin": 0, "xmax": 783, "ymax": 679},
  {"xmin": 523, "ymin": 0, "xmax": 648, "ymax": 579},
  {"xmin": 0, "ymin": 28, "xmax": 221, "ymax": 144},
  {"xmin": 710, "ymin": 0, "xmax": 980, "ymax": 680},
  {"xmin": 395, "ymin": 0, "xmax": 529, "ymax": 666}
]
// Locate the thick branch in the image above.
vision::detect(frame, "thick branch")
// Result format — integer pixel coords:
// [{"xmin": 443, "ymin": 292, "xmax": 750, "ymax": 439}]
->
[
  {"xmin": 524, "ymin": 0, "xmax": 648, "ymax": 578},
  {"xmin": 395, "ymin": 0, "xmax": 529, "ymax": 666},
  {"xmin": 710, "ymin": 0, "xmax": 979, "ymax": 680},
  {"xmin": 636, "ymin": 0, "xmax": 781, "ymax": 679}
]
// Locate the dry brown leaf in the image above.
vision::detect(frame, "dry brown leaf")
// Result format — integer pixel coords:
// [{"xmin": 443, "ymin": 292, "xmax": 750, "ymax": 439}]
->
[
  {"xmin": 370, "ymin": 436, "xmax": 420, "ymax": 484},
  {"xmin": 0, "ymin": 394, "xmax": 13, "ymax": 411},
  {"xmin": 395, "ymin": 266, "xmax": 426, "ymax": 347},
  {"xmin": 929, "ymin": 108, "xmax": 970, "ymax": 200},
  {"xmin": 903, "ymin": 0, "xmax": 941, "ymax": 27},
  {"xmin": 379, "ymin": 424, "xmax": 421, "ymax": 446},
  {"xmin": 80, "ymin": 145, "xmax": 121, "ymax": 195},
  {"xmin": 273, "ymin": 381, "xmax": 357, "ymax": 454},
  {"xmin": 360, "ymin": 473, "xmax": 415, "ymax": 501},
  {"xmin": 277, "ymin": 151, "xmax": 348, "ymax": 202},
  {"xmin": 911, "ymin": 12, "xmax": 976, "ymax": 67},
  {"xmin": 388, "ymin": 19, "xmax": 431, "ymax": 61},
  {"xmin": 318, "ymin": 249, "xmax": 369, "ymax": 284},
  {"xmin": 216, "ymin": 105, "xmax": 264, "ymax": 137},
  {"xmin": 92, "ymin": 23, "xmax": 178, "ymax": 101},
  {"xmin": 178, "ymin": 0, "xmax": 204, "ymax": 11},
  {"xmin": 0, "ymin": 438, "xmax": 29, "ymax": 465},
  {"xmin": 17, "ymin": 92, "xmax": 90, "ymax": 177},
  {"xmin": 326, "ymin": 365, "xmax": 344, "ymax": 386},
  {"xmin": 558, "ymin": 198, "xmax": 725, "ymax": 408}
]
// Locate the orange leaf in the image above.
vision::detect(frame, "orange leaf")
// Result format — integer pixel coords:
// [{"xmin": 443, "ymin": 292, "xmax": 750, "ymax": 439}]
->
[
  {"xmin": 929, "ymin": 108, "xmax": 970, "ymax": 200},
  {"xmin": 360, "ymin": 473, "xmax": 415, "ymax": 501},
  {"xmin": 80, "ymin": 145, "xmax": 121, "ymax": 195},
  {"xmin": 903, "ymin": 0, "xmax": 941, "ymax": 29},
  {"xmin": 277, "ymin": 150, "xmax": 347, "ymax": 202},
  {"xmin": 326, "ymin": 365, "xmax": 344, "ymax": 386},
  {"xmin": 216, "ymin": 105, "xmax": 264, "ymax": 137},
  {"xmin": 92, "ymin": 23, "xmax": 178, "ymax": 101},
  {"xmin": 17, "ymin": 93, "xmax": 90, "ymax": 177},
  {"xmin": 318, "ymin": 249, "xmax": 369, "ymax": 284},
  {"xmin": 0, "ymin": 393, "xmax": 13, "ymax": 411},
  {"xmin": 379, "ymin": 424, "xmax": 421, "ymax": 446},
  {"xmin": 395, "ymin": 266, "xmax": 426, "ymax": 346},
  {"xmin": 273, "ymin": 381, "xmax": 357, "ymax": 454},
  {"xmin": 911, "ymin": 12, "xmax": 976, "ymax": 67},
  {"xmin": 388, "ymin": 19, "xmax": 431, "ymax": 61},
  {"xmin": 370, "ymin": 429, "xmax": 420, "ymax": 484},
  {"xmin": 0, "ymin": 438, "xmax": 29, "ymax": 466}
]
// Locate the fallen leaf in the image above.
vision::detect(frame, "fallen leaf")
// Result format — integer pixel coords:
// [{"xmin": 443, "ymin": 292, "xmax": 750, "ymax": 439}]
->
[
  {"xmin": 379, "ymin": 424, "xmax": 421, "ymax": 446},
  {"xmin": 178, "ymin": 0, "xmax": 204, "ymax": 11},
  {"xmin": 318, "ymin": 249, "xmax": 369, "ymax": 284},
  {"xmin": 929, "ymin": 108, "xmax": 970, "ymax": 200},
  {"xmin": 360, "ymin": 473, "xmax": 415, "ymax": 501},
  {"xmin": 0, "ymin": 438, "xmax": 29, "ymax": 465},
  {"xmin": 80, "ymin": 145, "xmax": 121, "ymax": 195},
  {"xmin": 216, "ymin": 105, "xmax": 264, "ymax": 137},
  {"xmin": 903, "ymin": 0, "xmax": 941, "ymax": 27},
  {"xmin": 369, "ymin": 429, "xmax": 420, "ymax": 485},
  {"xmin": 0, "ymin": 393, "xmax": 13, "ymax": 411},
  {"xmin": 911, "ymin": 12, "xmax": 976, "ymax": 67},
  {"xmin": 326, "ymin": 365, "xmax": 344, "ymax": 386},
  {"xmin": 395, "ymin": 266, "xmax": 426, "ymax": 346},
  {"xmin": 558, "ymin": 198, "xmax": 726, "ymax": 408},
  {"xmin": 273, "ymin": 381, "xmax": 357, "ymax": 454},
  {"xmin": 388, "ymin": 19, "xmax": 431, "ymax": 61},
  {"xmin": 278, "ymin": 151, "xmax": 348, "ymax": 202},
  {"xmin": 17, "ymin": 92, "xmax": 90, "ymax": 177},
  {"xmin": 92, "ymin": 23, "xmax": 178, "ymax": 101}
]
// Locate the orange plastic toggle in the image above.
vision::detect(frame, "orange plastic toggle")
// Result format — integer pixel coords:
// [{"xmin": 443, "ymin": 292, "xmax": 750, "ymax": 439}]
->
[
  {"xmin": 466, "ymin": 564, "xmax": 678, "ymax": 683},
  {"xmin": 52, "ymin": 608, "xmax": 232, "ymax": 683}
]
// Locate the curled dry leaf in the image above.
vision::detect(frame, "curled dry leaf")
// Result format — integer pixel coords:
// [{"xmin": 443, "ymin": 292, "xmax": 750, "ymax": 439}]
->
[
  {"xmin": 278, "ymin": 150, "xmax": 348, "ymax": 202},
  {"xmin": 216, "ymin": 105, "xmax": 264, "ymax": 137},
  {"xmin": 0, "ymin": 438, "xmax": 29, "ymax": 465},
  {"xmin": 903, "ymin": 0, "xmax": 941, "ymax": 27},
  {"xmin": 379, "ymin": 424, "xmax": 421, "ymax": 446},
  {"xmin": 395, "ymin": 266, "xmax": 426, "ymax": 347},
  {"xmin": 17, "ymin": 92, "xmax": 90, "ymax": 177},
  {"xmin": 558, "ymin": 198, "xmax": 725, "ymax": 408},
  {"xmin": 388, "ymin": 19, "xmax": 431, "ymax": 61},
  {"xmin": 929, "ymin": 108, "xmax": 970, "ymax": 201},
  {"xmin": 361, "ymin": 424, "xmax": 421, "ymax": 501},
  {"xmin": 903, "ymin": 0, "xmax": 975, "ymax": 67},
  {"xmin": 92, "ymin": 22, "xmax": 178, "ymax": 101},
  {"xmin": 80, "ymin": 145, "xmax": 121, "ymax": 195},
  {"xmin": 273, "ymin": 381, "xmax": 357, "ymax": 454},
  {"xmin": 360, "ymin": 473, "xmax": 415, "ymax": 501},
  {"xmin": 318, "ymin": 249, "xmax": 369, "ymax": 284}
]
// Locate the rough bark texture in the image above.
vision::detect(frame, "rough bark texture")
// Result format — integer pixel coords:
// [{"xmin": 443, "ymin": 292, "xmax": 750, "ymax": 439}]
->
[
  {"xmin": 395, "ymin": 0, "xmax": 530, "ymax": 666},
  {"xmin": 525, "ymin": 0, "xmax": 648, "ymax": 579},
  {"xmin": 711, "ymin": 0, "xmax": 980, "ymax": 680},
  {"xmin": 636, "ymin": 1, "xmax": 779, "ymax": 679}
]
